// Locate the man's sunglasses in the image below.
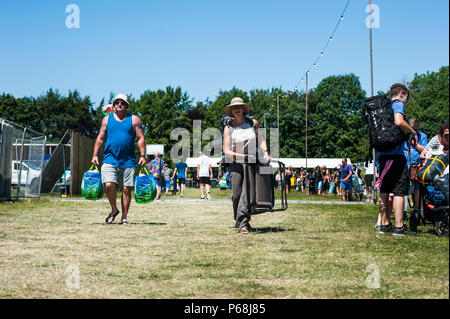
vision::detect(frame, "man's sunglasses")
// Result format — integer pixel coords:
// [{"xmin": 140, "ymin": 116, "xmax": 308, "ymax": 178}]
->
[{"xmin": 114, "ymin": 101, "xmax": 127, "ymax": 106}]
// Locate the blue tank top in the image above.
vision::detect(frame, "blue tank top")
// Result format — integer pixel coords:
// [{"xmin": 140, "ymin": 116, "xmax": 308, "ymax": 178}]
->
[{"xmin": 103, "ymin": 114, "xmax": 137, "ymax": 168}]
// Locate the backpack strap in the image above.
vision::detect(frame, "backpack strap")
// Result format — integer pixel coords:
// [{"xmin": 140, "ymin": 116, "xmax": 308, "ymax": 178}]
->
[{"xmin": 225, "ymin": 115, "xmax": 254, "ymax": 128}]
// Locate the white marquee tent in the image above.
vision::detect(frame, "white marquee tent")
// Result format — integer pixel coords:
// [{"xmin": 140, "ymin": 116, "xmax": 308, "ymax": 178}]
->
[{"xmin": 185, "ymin": 157, "xmax": 351, "ymax": 169}]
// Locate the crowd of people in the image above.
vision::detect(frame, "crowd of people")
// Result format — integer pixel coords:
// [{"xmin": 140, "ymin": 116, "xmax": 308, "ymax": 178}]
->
[
  {"xmin": 142, "ymin": 155, "xmax": 376, "ymax": 204},
  {"xmin": 144, "ymin": 152, "xmax": 213, "ymax": 201},
  {"xmin": 272, "ymin": 160, "xmax": 368, "ymax": 202}
]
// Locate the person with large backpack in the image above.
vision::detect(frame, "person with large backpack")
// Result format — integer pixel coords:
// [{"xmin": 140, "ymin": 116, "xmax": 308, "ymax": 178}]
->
[
  {"xmin": 364, "ymin": 83, "xmax": 418, "ymax": 236},
  {"xmin": 222, "ymin": 97, "xmax": 271, "ymax": 234}
]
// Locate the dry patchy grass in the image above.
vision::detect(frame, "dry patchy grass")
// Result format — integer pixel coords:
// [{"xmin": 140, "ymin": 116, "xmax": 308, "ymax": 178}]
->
[{"xmin": 0, "ymin": 199, "xmax": 448, "ymax": 299}]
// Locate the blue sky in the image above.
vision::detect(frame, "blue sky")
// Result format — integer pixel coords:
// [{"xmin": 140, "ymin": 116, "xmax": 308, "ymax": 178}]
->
[{"xmin": 1, "ymin": 0, "xmax": 448, "ymax": 106}]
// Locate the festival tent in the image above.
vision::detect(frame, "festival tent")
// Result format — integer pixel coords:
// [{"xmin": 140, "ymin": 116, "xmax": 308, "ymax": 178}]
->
[
  {"xmin": 268, "ymin": 158, "xmax": 351, "ymax": 169},
  {"xmin": 185, "ymin": 157, "xmax": 350, "ymax": 169},
  {"xmin": 186, "ymin": 157, "xmax": 222, "ymax": 168}
]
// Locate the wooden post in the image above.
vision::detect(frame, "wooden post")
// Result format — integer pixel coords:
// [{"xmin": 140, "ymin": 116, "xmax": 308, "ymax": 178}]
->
[{"xmin": 71, "ymin": 130, "xmax": 103, "ymax": 195}]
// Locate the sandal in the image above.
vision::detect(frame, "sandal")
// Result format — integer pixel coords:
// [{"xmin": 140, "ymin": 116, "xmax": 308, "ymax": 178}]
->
[
  {"xmin": 105, "ymin": 210, "xmax": 119, "ymax": 224},
  {"xmin": 240, "ymin": 226, "xmax": 249, "ymax": 234}
]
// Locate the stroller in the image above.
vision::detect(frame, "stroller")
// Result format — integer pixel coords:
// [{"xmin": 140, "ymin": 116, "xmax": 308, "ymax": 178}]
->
[
  {"xmin": 242, "ymin": 160, "xmax": 288, "ymax": 215},
  {"xmin": 351, "ymin": 174, "xmax": 365, "ymax": 201},
  {"xmin": 219, "ymin": 177, "xmax": 228, "ymax": 190},
  {"xmin": 410, "ymin": 173, "xmax": 449, "ymax": 237}
]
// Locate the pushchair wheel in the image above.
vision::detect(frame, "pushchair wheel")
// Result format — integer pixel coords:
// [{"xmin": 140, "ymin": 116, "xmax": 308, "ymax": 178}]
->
[{"xmin": 434, "ymin": 213, "xmax": 449, "ymax": 237}]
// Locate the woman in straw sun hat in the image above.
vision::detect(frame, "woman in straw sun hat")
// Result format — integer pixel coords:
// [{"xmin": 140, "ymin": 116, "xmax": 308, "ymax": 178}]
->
[{"xmin": 222, "ymin": 97, "xmax": 271, "ymax": 234}]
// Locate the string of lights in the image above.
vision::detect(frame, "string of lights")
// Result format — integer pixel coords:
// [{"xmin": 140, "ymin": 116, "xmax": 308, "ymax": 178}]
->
[{"xmin": 294, "ymin": 0, "xmax": 351, "ymax": 91}]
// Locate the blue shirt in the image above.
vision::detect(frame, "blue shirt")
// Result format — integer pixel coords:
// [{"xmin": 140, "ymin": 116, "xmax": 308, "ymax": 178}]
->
[
  {"xmin": 175, "ymin": 162, "xmax": 187, "ymax": 179},
  {"xmin": 103, "ymin": 114, "xmax": 137, "ymax": 168},
  {"xmin": 341, "ymin": 164, "xmax": 353, "ymax": 186},
  {"xmin": 411, "ymin": 131, "xmax": 428, "ymax": 165}
]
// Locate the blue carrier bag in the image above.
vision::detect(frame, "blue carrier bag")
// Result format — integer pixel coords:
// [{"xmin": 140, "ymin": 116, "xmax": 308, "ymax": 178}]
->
[
  {"xmin": 426, "ymin": 185, "xmax": 447, "ymax": 207},
  {"xmin": 81, "ymin": 164, "xmax": 103, "ymax": 200},
  {"xmin": 134, "ymin": 166, "xmax": 157, "ymax": 204},
  {"xmin": 329, "ymin": 183, "xmax": 335, "ymax": 194}
]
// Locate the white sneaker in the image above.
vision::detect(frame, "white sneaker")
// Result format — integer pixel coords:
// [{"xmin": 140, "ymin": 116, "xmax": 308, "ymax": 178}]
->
[{"xmin": 207, "ymin": 193, "xmax": 211, "ymax": 200}]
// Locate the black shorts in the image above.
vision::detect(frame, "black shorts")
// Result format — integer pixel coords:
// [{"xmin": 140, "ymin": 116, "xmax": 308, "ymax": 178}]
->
[
  {"xmin": 378, "ymin": 155, "xmax": 409, "ymax": 196},
  {"xmin": 199, "ymin": 177, "xmax": 210, "ymax": 185},
  {"xmin": 178, "ymin": 178, "xmax": 186, "ymax": 184},
  {"xmin": 230, "ymin": 163, "xmax": 243, "ymax": 175},
  {"xmin": 364, "ymin": 174, "xmax": 374, "ymax": 187}
]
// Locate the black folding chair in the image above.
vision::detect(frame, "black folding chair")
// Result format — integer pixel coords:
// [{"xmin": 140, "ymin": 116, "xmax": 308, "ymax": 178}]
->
[{"xmin": 244, "ymin": 160, "xmax": 288, "ymax": 215}]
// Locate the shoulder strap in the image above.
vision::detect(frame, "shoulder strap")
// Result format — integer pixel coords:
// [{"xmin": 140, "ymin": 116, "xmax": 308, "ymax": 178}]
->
[{"xmin": 225, "ymin": 116, "xmax": 254, "ymax": 128}]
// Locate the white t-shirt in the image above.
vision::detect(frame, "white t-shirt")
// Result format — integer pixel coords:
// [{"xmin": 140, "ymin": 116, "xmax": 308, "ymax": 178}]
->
[
  {"xmin": 198, "ymin": 154, "xmax": 211, "ymax": 177},
  {"xmin": 424, "ymin": 135, "xmax": 449, "ymax": 175},
  {"xmin": 364, "ymin": 161, "xmax": 374, "ymax": 175},
  {"xmin": 424, "ymin": 135, "xmax": 448, "ymax": 158},
  {"xmin": 424, "ymin": 135, "xmax": 441, "ymax": 153}
]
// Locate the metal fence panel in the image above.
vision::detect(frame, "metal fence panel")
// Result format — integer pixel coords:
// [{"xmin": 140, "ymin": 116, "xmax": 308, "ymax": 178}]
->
[
  {"xmin": 0, "ymin": 120, "xmax": 14, "ymax": 200},
  {"xmin": 24, "ymin": 136, "xmax": 46, "ymax": 197},
  {"xmin": 0, "ymin": 119, "xmax": 46, "ymax": 201}
]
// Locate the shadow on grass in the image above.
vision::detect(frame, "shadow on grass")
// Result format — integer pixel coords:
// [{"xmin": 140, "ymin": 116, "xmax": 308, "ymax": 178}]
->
[
  {"xmin": 92, "ymin": 222, "xmax": 167, "ymax": 226},
  {"xmin": 251, "ymin": 227, "xmax": 293, "ymax": 234}
]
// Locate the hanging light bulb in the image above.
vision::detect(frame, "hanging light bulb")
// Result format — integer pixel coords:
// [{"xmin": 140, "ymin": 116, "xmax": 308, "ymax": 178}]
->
[{"xmin": 292, "ymin": 3, "xmax": 348, "ymax": 91}]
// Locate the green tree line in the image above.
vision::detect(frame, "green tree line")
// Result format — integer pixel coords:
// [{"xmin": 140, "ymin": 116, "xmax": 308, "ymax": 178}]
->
[{"xmin": 1, "ymin": 66, "xmax": 448, "ymax": 163}]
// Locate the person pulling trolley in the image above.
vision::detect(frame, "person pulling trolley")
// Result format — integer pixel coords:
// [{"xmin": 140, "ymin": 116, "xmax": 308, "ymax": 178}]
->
[{"xmin": 222, "ymin": 97, "xmax": 287, "ymax": 234}]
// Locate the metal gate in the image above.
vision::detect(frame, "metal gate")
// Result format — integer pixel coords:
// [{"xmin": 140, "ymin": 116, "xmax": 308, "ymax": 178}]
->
[{"xmin": 0, "ymin": 119, "xmax": 46, "ymax": 200}]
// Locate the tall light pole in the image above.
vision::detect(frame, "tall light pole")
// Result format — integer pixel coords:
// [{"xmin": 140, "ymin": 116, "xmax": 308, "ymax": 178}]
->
[
  {"xmin": 369, "ymin": 0, "xmax": 376, "ymax": 204},
  {"xmin": 369, "ymin": 0, "xmax": 374, "ymax": 97},
  {"xmin": 263, "ymin": 113, "xmax": 268, "ymax": 138},
  {"xmin": 276, "ymin": 92, "xmax": 280, "ymax": 128},
  {"xmin": 305, "ymin": 72, "xmax": 308, "ymax": 172},
  {"xmin": 305, "ymin": 72, "xmax": 309, "ymax": 195}
]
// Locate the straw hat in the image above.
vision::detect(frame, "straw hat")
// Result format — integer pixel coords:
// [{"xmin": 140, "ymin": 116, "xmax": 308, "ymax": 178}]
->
[
  {"xmin": 112, "ymin": 93, "xmax": 129, "ymax": 107},
  {"xmin": 224, "ymin": 97, "xmax": 250, "ymax": 117}
]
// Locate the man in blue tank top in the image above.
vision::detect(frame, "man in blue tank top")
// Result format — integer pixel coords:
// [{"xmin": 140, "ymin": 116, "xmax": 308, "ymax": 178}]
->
[{"xmin": 91, "ymin": 93, "xmax": 146, "ymax": 224}]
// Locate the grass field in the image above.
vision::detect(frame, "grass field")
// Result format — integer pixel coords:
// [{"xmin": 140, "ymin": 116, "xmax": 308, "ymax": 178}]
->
[{"xmin": 0, "ymin": 189, "xmax": 448, "ymax": 299}]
